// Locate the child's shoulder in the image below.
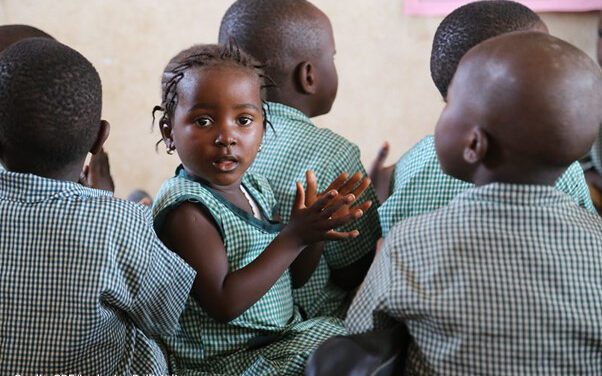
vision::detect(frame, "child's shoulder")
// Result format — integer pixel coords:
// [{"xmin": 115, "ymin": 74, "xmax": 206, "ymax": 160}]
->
[
  {"xmin": 266, "ymin": 102, "xmax": 357, "ymax": 155},
  {"xmin": 83, "ymin": 193, "xmax": 157, "ymax": 235}
]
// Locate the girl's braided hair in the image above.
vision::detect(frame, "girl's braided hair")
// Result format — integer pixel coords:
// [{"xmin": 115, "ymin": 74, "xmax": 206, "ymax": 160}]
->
[{"xmin": 152, "ymin": 41, "xmax": 272, "ymax": 150}]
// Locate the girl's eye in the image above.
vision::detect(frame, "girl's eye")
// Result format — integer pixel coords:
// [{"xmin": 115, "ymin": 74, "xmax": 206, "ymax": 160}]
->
[
  {"xmin": 194, "ymin": 117, "xmax": 212, "ymax": 127},
  {"xmin": 238, "ymin": 116, "xmax": 253, "ymax": 127}
]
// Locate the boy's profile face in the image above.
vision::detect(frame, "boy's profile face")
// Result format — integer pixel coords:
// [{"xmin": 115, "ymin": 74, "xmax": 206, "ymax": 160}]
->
[
  {"xmin": 167, "ymin": 65, "xmax": 265, "ymax": 188},
  {"xmin": 311, "ymin": 11, "xmax": 338, "ymax": 117},
  {"xmin": 434, "ymin": 72, "xmax": 475, "ymax": 182}
]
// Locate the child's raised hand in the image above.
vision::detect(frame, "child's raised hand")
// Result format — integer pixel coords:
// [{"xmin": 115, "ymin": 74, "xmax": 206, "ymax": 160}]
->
[
  {"xmin": 78, "ymin": 148, "xmax": 115, "ymax": 192},
  {"xmin": 286, "ymin": 171, "xmax": 370, "ymax": 244},
  {"xmin": 304, "ymin": 170, "xmax": 372, "ymax": 231}
]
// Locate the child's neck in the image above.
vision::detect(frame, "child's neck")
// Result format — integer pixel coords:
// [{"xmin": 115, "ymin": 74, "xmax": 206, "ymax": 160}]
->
[
  {"xmin": 266, "ymin": 87, "xmax": 314, "ymax": 118},
  {"xmin": 4, "ymin": 157, "xmax": 85, "ymax": 183},
  {"xmin": 471, "ymin": 165, "xmax": 566, "ymax": 187}
]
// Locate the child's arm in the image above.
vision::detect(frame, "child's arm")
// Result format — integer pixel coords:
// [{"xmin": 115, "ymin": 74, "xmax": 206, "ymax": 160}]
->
[
  {"xmin": 290, "ymin": 171, "xmax": 373, "ymax": 288},
  {"xmin": 78, "ymin": 147, "xmax": 115, "ymax": 192},
  {"xmin": 160, "ymin": 189, "xmax": 361, "ymax": 323},
  {"xmin": 368, "ymin": 141, "xmax": 395, "ymax": 203}
]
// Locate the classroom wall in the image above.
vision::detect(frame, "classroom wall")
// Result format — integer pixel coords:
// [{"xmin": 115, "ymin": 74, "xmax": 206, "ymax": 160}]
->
[{"xmin": 0, "ymin": 0, "xmax": 598, "ymax": 197}]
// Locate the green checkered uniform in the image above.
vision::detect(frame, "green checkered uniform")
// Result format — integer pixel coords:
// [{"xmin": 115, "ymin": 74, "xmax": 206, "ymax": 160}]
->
[
  {"xmin": 153, "ymin": 168, "xmax": 346, "ymax": 375},
  {"xmin": 378, "ymin": 136, "xmax": 595, "ymax": 236},
  {"xmin": 349, "ymin": 183, "xmax": 602, "ymax": 374},
  {"xmin": 250, "ymin": 102, "xmax": 382, "ymax": 319}
]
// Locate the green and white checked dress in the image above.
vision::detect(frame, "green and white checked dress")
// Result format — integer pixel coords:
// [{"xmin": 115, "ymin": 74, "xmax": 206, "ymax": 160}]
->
[
  {"xmin": 249, "ymin": 102, "xmax": 382, "ymax": 319},
  {"xmin": 349, "ymin": 183, "xmax": 602, "ymax": 374},
  {"xmin": 1, "ymin": 171, "xmax": 195, "ymax": 375},
  {"xmin": 153, "ymin": 168, "xmax": 346, "ymax": 375},
  {"xmin": 378, "ymin": 136, "xmax": 596, "ymax": 236}
]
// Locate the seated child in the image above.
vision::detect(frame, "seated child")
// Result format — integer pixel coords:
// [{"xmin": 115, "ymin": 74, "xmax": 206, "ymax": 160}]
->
[
  {"xmin": 0, "ymin": 38, "xmax": 195, "ymax": 374},
  {"xmin": 152, "ymin": 43, "xmax": 369, "ymax": 375},
  {"xmin": 219, "ymin": 0, "xmax": 381, "ymax": 319},
  {"xmin": 375, "ymin": 0, "xmax": 594, "ymax": 236},
  {"xmin": 0, "ymin": 24, "xmax": 53, "ymax": 173},
  {"xmin": 346, "ymin": 31, "xmax": 602, "ymax": 374},
  {"xmin": 0, "ymin": 24, "xmax": 116, "ymax": 192}
]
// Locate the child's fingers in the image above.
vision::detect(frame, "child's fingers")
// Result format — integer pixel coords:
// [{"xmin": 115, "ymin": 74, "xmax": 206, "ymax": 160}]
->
[
  {"xmin": 322, "ymin": 172, "xmax": 349, "ymax": 193},
  {"xmin": 337, "ymin": 172, "xmax": 363, "ymax": 195},
  {"xmin": 325, "ymin": 229, "xmax": 360, "ymax": 241},
  {"xmin": 350, "ymin": 177, "xmax": 372, "ymax": 200},
  {"xmin": 351, "ymin": 200, "xmax": 373, "ymax": 213},
  {"xmin": 305, "ymin": 170, "xmax": 318, "ymax": 206},
  {"xmin": 368, "ymin": 142, "xmax": 389, "ymax": 181},
  {"xmin": 324, "ymin": 209, "xmax": 364, "ymax": 230},
  {"xmin": 310, "ymin": 189, "xmax": 338, "ymax": 211},
  {"xmin": 294, "ymin": 181, "xmax": 305, "ymax": 209},
  {"xmin": 320, "ymin": 194, "xmax": 355, "ymax": 218}
]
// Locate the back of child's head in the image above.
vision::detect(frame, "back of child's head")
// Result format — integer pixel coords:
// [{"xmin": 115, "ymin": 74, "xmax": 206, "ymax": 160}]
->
[
  {"xmin": 155, "ymin": 42, "xmax": 266, "ymax": 130},
  {"xmin": 0, "ymin": 24, "xmax": 54, "ymax": 52},
  {"xmin": 219, "ymin": 0, "xmax": 325, "ymax": 83},
  {"xmin": 0, "ymin": 38, "xmax": 102, "ymax": 176},
  {"xmin": 436, "ymin": 32, "xmax": 602, "ymax": 184},
  {"xmin": 218, "ymin": 0, "xmax": 337, "ymax": 118},
  {"xmin": 431, "ymin": 0, "xmax": 545, "ymax": 99}
]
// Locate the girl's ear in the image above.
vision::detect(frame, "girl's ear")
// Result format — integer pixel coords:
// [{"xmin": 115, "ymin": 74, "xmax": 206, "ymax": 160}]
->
[
  {"xmin": 90, "ymin": 120, "xmax": 111, "ymax": 155},
  {"xmin": 463, "ymin": 126, "xmax": 488, "ymax": 164},
  {"xmin": 160, "ymin": 118, "xmax": 175, "ymax": 152},
  {"xmin": 295, "ymin": 61, "xmax": 316, "ymax": 95}
]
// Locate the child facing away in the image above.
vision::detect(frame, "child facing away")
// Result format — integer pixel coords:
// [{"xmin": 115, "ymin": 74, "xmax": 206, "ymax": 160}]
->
[
  {"xmin": 346, "ymin": 32, "xmax": 602, "ymax": 374},
  {"xmin": 0, "ymin": 39, "xmax": 195, "ymax": 374},
  {"xmin": 374, "ymin": 0, "xmax": 595, "ymax": 236},
  {"xmin": 218, "ymin": 0, "xmax": 381, "ymax": 320},
  {"xmin": 151, "ymin": 43, "xmax": 370, "ymax": 375},
  {"xmin": 0, "ymin": 25, "xmax": 116, "ymax": 193}
]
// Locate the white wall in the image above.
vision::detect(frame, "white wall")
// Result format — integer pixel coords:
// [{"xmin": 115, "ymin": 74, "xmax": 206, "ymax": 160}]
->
[{"xmin": 0, "ymin": 1, "xmax": 597, "ymax": 197}]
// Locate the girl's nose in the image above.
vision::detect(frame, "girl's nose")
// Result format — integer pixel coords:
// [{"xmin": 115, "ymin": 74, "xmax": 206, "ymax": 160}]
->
[{"xmin": 214, "ymin": 129, "xmax": 237, "ymax": 147}]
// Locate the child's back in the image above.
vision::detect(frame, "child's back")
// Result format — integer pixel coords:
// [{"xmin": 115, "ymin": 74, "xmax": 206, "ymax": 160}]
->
[
  {"xmin": 378, "ymin": 0, "xmax": 594, "ymax": 235},
  {"xmin": 347, "ymin": 32, "xmax": 602, "ymax": 374},
  {"xmin": 219, "ymin": 0, "xmax": 381, "ymax": 319},
  {"xmin": 0, "ymin": 38, "xmax": 195, "ymax": 374}
]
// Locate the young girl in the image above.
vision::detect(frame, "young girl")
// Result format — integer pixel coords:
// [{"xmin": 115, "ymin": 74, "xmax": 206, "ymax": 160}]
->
[{"xmin": 152, "ymin": 43, "xmax": 371, "ymax": 375}]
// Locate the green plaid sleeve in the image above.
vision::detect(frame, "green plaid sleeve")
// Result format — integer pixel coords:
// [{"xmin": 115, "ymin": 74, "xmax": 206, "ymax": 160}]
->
[{"xmin": 322, "ymin": 142, "xmax": 381, "ymax": 269}]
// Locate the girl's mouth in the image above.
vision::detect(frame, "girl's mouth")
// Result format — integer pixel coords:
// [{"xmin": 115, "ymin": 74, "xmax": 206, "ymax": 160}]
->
[{"xmin": 212, "ymin": 155, "xmax": 239, "ymax": 172}]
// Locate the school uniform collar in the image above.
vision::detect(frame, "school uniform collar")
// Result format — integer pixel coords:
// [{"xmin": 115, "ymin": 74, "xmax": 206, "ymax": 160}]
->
[
  {"xmin": 0, "ymin": 170, "xmax": 112, "ymax": 203},
  {"xmin": 265, "ymin": 101, "xmax": 314, "ymax": 127},
  {"xmin": 455, "ymin": 182, "xmax": 575, "ymax": 208}
]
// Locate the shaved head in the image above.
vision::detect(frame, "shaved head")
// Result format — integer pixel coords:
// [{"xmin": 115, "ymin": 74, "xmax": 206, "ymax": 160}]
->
[
  {"xmin": 436, "ymin": 32, "xmax": 602, "ymax": 184},
  {"xmin": 219, "ymin": 0, "xmax": 326, "ymax": 83},
  {"xmin": 0, "ymin": 24, "xmax": 53, "ymax": 52},
  {"xmin": 431, "ymin": 0, "xmax": 545, "ymax": 99}
]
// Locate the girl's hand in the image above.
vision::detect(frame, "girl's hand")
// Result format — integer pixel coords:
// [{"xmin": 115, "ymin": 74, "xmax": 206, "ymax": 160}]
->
[
  {"xmin": 304, "ymin": 170, "xmax": 373, "ymax": 237},
  {"xmin": 286, "ymin": 180, "xmax": 365, "ymax": 246}
]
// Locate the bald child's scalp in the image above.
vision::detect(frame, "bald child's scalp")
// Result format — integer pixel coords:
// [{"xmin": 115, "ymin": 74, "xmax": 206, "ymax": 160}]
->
[{"xmin": 436, "ymin": 31, "xmax": 601, "ymax": 186}]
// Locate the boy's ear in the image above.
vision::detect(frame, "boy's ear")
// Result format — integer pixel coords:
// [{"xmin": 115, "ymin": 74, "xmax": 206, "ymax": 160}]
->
[
  {"xmin": 90, "ymin": 120, "xmax": 111, "ymax": 155},
  {"xmin": 463, "ymin": 126, "xmax": 488, "ymax": 164},
  {"xmin": 295, "ymin": 61, "xmax": 317, "ymax": 95}
]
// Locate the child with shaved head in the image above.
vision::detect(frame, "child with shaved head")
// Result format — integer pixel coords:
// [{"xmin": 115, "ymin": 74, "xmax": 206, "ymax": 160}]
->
[
  {"xmin": 219, "ymin": 0, "xmax": 381, "ymax": 319},
  {"xmin": 0, "ymin": 38, "xmax": 195, "ymax": 374},
  {"xmin": 347, "ymin": 32, "xmax": 602, "ymax": 374},
  {"xmin": 376, "ymin": 0, "xmax": 595, "ymax": 236},
  {"xmin": 0, "ymin": 24, "xmax": 114, "ymax": 191}
]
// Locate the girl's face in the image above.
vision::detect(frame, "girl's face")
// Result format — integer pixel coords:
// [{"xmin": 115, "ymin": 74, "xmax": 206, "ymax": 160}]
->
[{"xmin": 165, "ymin": 65, "xmax": 264, "ymax": 188}]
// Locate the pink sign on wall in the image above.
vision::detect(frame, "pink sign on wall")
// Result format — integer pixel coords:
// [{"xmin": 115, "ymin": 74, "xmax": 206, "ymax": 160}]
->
[{"xmin": 404, "ymin": 0, "xmax": 602, "ymax": 15}]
